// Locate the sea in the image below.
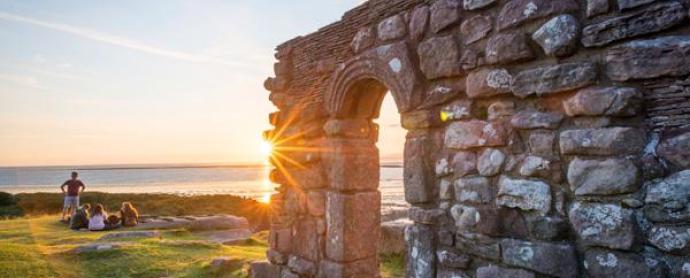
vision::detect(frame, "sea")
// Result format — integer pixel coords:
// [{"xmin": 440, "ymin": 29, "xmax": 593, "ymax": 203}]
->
[{"xmin": 0, "ymin": 164, "xmax": 407, "ymax": 208}]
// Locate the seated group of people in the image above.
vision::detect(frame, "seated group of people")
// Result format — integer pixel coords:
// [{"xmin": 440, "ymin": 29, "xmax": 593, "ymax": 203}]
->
[{"xmin": 68, "ymin": 202, "xmax": 140, "ymax": 231}]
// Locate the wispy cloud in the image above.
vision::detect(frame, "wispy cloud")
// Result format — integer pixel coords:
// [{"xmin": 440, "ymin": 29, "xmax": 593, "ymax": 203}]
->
[
  {"xmin": 0, "ymin": 11, "xmax": 252, "ymax": 68},
  {"xmin": 0, "ymin": 72, "xmax": 46, "ymax": 90}
]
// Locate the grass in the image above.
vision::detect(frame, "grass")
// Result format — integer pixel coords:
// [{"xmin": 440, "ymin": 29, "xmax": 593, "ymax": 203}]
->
[
  {"xmin": 0, "ymin": 215, "xmax": 405, "ymax": 277},
  {"xmin": 5, "ymin": 192, "xmax": 272, "ymax": 230}
]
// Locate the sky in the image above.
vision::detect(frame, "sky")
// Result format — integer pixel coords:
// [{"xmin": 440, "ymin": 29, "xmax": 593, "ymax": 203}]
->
[{"xmin": 0, "ymin": 0, "xmax": 406, "ymax": 167}]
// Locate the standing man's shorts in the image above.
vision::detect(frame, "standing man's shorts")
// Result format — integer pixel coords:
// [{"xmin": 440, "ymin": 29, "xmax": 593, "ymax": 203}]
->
[{"xmin": 64, "ymin": 196, "xmax": 79, "ymax": 209}]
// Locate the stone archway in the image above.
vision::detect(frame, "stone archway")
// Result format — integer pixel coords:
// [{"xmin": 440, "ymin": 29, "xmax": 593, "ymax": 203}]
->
[{"xmin": 256, "ymin": 0, "xmax": 690, "ymax": 277}]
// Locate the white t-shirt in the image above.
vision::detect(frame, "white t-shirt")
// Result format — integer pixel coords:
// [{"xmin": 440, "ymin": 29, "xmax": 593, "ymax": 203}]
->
[{"xmin": 89, "ymin": 214, "xmax": 106, "ymax": 231}]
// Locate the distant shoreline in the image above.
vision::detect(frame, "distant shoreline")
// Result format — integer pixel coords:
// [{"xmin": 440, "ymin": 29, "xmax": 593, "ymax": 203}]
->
[{"xmin": 0, "ymin": 162, "xmax": 404, "ymax": 171}]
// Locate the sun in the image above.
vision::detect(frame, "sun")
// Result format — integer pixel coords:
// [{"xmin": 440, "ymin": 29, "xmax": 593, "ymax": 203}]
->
[
  {"xmin": 259, "ymin": 193, "xmax": 271, "ymax": 204},
  {"xmin": 260, "ymin": 141, "xmax": 273, "ymax": 156}
]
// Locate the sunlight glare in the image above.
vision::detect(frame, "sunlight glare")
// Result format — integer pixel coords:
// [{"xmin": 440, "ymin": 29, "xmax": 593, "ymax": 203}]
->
[
  {"xmin": 260, "ymin": 141, "xmax": 273, "ymax": 156},
  {"xmin": 260, "ymin": 193, "xmax": 271, "ymax": 204}
]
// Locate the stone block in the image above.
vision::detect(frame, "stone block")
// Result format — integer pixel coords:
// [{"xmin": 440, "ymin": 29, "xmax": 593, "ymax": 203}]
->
[
  {"xmin": 439, "ymin": 178, "xmax": 453, "ymax": 200},
  {"xmin": 440, "ymin": 99, "xmax": 472, "ymax": 122},
  {"xmin": 496, "ymin": 176, "xmax": 551, "ymax": 215},
  {"xmin": 450, "ymin": 204, "xmax": 479, "ymax": 232},
  {"xmin": 418, "ymin": 35, "xmax": 462, "ymax": 79},
  {"xmin": 487, "ymin": 101, "xmax": 514, "ymax": 121},
  {"xmin": 377, "ymin": 14, "xmax": 406, "ymax": 42},
  {"xmin": 463, "ymin": 0, "xmax": 496, "ymax": 10},
  {"xmin": 453, "ymin": 176, "xmax": 492, "ymax": 204},
  {"xmin": 267, "ymin": 249, "xmax": 288, "ymax": 265},
  {"xmin": 351, "ymin": 26, "xmax": 375, "ymax": 54},
  {"xmin": 283, "ymin": 188, "xmax": 307, "ymax": 216},
  {"xmin": 421, "ymin": 83, "xmax": 461, "ymax": 109},
  {"xmin": 497, "ymin": 0, "xmax": 579, "ymax": 30},
  {"xmin": 564, "ymin": 87, "xmax": 642, "ymax": 117},
  {"xmin": 380, "ymin": 220, "xmax": 408, "ymax": 255},
  {"xmin": 477, "ymin": 148, "xmax": 505, "ymax": 176},
  {"xmin": 466, "ymin": 68, "xmax": 512, "ymax": 98},
  {"xmin": 474, "ymin": 207, "xmax": 529, "ymax": 238},
  {"xmin": 510, "ymin": 111, "xmax": 564, "ymax": 130},
  {"xmin": 644, "ymin": 170, "xmax": 690, "ymax": 223},
  {"xmin": 430, "ymin": 0, "xmax": 461, "ymax": 33},
  {"xmin": 569, "ymin": 202, "xmax": 635, "ymax": 250},
  {"xmin": 567, "ymin": 158, "xmax": 640, "ymax": 196},
  {"xmin": 501, "ymin": 239, "xmax": 577, "ymax": 278},
  {"xmin": 496, "ymin": 176, "xmax": 551, "ymax": 214},
  {"xmin": 617, "ymin": 0, "xmax": 657, "ymax": 10},
  {"xmin": 582, "ymin": 2, "xmax": 686, "ymax": 47},
  {"xmin": 409, "ymin": 5, "xmax": 430, "ymax": 41},
  {"xmin": 657, "ymin": 131, "xmax": 690, "ymax": 169},
  {"xmin": 455, "ymin": 233, "xmax": 500, "ymax": 260},
  {"xmin": 587, "ymin": 0, "xmax": 609, "ymax": 17},
  {"xmin": 444, "ymin": 120, "xmax": 508, "ymax": 149},
  {"xmin": 326, "ymin": 191, "xmax": 380, "ymax": 262},
  {"xmin": 288, "ymin": 255, "xmax": 317, "ymax": 276},
  {"xmin": 402, "ymin": 109, "xmax": 442, "ymax": 130},
  {"xmin": 485, "ymin": 33, "xmax": 534, "ymax": 65},
  {"xmin": 323, "ymin": 139, "xmax": 379, "ymax": 191},
  {"xmin": 648, "ymin": 225, "xmax": 690, "ymax": 254},
  {"xmin": 405, "ymin": 224, "xmax": 436, "ymax": 278},
  {"xmin": 409, "ymin": 207, "xmax": 445, "ymax": 225},
  {"xmin": 518, "ymin": 155, "xmax": 551, "ymax": 177},
  {"xmin": 526, "ymin": 215, "xmax": 567, "ymax": 240},
  {"xmin": 317, "ymin": 258, "xmax": 379, "ymax": 278},
  {"xmin": 250, "ymin": 261, "xmax": 281, "ymax": 278},
  {"xmin": 451, "ymin": 151, "xmax": 477, "ymax": 177},
  {"xmin": 584, "ymin": 249, "xmax": 665, "ymax": 278},
  {"xmin": 323, "ymin": 119, "xmax": 374, "ymax": 138},
  {"xmin": 405, "ymin": 131, "xmax": 440, "ymax": 204},
  {"xmin": 460, "ymin": 15, "xmax": 492, "ymax": 45},
  {"xmin": 512, "ymin": 62, "xmax": 597, "ymax": 98},
  {"xmin": 307, "ymin": 191, "xmax": 325, "ymax": 216},
  {"xmin": 606, "ymin": 36, "xmax": 690, "ymax": 81},
  {"xmin": 528, "ymin": 131, "xmax": 555, "ymax": 157},
  {"xmin": 438, "ymin": 230, "xmax": 454, "ymax": 247},
  {"xmin": 272, "ymin": 164, "xmax": 326, "ymax": 190},
  {"xmin": 573, "ymin": 116, "xmax": 611, "ymax": 128},
  {"xmin": 281, "ymin": 270, "xmax": 299, "ymax": 278},
  {"xmin": 559, "ymin": 127, "xmax": 645, "ymax": 155},
  {"xmin": 532, "ymin": 14, "xmax": 580, "ymax": 57},
  {"xmin": 477, "ymin": 265, "xmax": 535, "ymax": 278},
  {"xmin": 436, "ymin": 249, "xmax": 470, "ymax": 269},
  {"xmin": 269, "ymin": 228, "xmax": 292, "ymax": 253},
  {"xmin": 437, "ymin": 269, "xmax": 470, "ymax": 278},
  {"xmin": 293, "ymin": 218, "xmax": 320, "ymax": 261},
  {"xmin": 436, "ymin": 157, "xmax": 452, "ymax": 178},
  {"xmin": 460, "ymin": 48, "xmax": 480, "ymax": 70}
]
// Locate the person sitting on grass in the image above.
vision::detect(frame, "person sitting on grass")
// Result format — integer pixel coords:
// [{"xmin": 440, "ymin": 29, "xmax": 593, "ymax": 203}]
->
[
  {"xmin": 89, "ymin": 204, "xmax": 121, "ymax": 231},
  {"xmin": 107, "ymin": 214, "xmax": 121, "ymax": 228},
  {"xmin": 120, "ymin": 202, "xmax": 139, "ymax": 227},
  {"xmin": 88, "ymin": 204, "xmax": 108, "ymax": 231},
  {"xmin": 60, "ymin": 171, "xmax": 86, "ymax": 222},
  {"xmin": 69, "ymin": 203, "xmax": 91, "ymax": 230}
]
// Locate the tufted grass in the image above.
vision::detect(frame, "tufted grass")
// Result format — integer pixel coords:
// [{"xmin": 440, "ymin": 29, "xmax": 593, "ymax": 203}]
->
[{"xmin": 0, "ymin": 215, "xmax": 405, "ymax": 277}]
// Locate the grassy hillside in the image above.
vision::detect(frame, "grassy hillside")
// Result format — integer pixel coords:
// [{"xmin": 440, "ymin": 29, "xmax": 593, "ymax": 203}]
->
[
  {"xmin": 0, "ymin": 216, "xmax": 405, "ymax": 277},
  {"xmin": 2, "ymin": 192, "xmax": 272, "ymax": 230}
]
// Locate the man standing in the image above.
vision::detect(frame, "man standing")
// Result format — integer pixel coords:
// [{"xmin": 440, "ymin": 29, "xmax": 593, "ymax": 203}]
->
[{"xmin": 61, "ymin": 171, "xmax": 85, "ymax": 222}]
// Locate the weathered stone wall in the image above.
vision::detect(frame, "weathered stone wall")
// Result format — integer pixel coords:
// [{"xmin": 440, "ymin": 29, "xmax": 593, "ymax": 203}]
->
[{"xmin": 256, "ymin": 0, "xmax": 690, "ymax": 277}]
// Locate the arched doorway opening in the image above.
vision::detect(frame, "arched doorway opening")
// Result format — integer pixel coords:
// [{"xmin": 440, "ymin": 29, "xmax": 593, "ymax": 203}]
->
[
  {"xmin": 322, "ymin": 77, "xmax": 399, "ymax": 277},
  {"xmin": 324, "ymin": 73, "xmax": 414, "ymax": 277}
]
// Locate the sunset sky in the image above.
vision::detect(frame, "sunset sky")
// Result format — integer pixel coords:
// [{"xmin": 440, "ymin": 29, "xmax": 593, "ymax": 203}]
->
[{"xmin": 0, "ymin": 0, "xmax": 405, "ymax": 166}]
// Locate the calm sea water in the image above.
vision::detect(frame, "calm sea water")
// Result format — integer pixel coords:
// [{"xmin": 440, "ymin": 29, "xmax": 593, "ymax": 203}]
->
[{"xmin": 0, "ymin": 165, "xmax": 406, "ymax": 207}]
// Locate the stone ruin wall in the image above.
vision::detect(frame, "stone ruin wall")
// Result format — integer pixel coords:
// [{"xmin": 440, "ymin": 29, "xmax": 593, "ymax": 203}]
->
[{"xmin": 256, "ymin": 0, "xmax": 690, "ymax": 277}]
